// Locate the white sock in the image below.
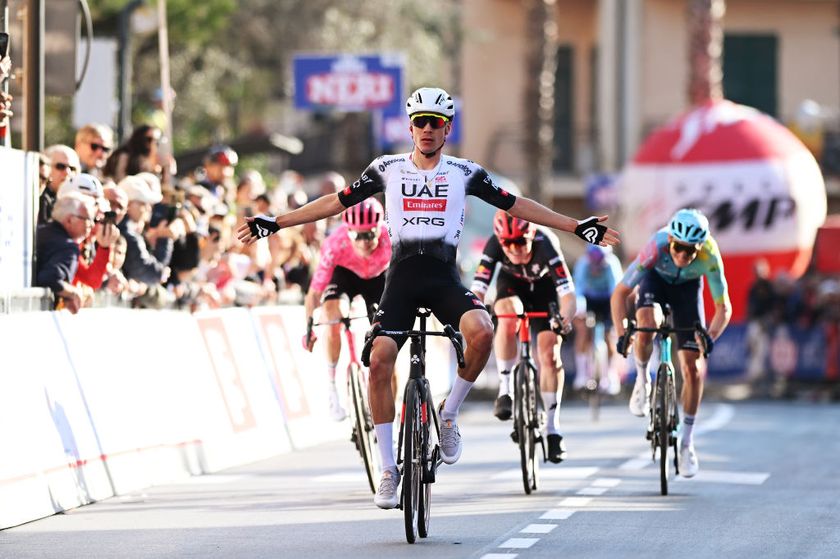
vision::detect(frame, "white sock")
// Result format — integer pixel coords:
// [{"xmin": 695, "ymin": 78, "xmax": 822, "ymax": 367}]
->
[
  {"xmin": 635, "ymin": 359, "xmax": 650, "ymax": 385},
  {"xmin": 682, "ymin": 415, "xmax": 696, "ymax": 448},
  {"xmin": 574, "ymin": 353, "xmax": 588, "ymax": 380},
  {"xmin": 327, "ymin": 362, "xmax": 338, "ymax": 383},
  {"xmin": 442, "ymin": 376, "xmax": 475, "ymax": 421},
  {"xmin": 375, "ymin": 422, "xmax": 396, "ymax": 471},
  {"xmin": 497, "ymin": 371, "xmax": 511, "ymax": 397},
  {"xmin": 542, "ymin": 391, "xmax": 559, "ymax": 434}
]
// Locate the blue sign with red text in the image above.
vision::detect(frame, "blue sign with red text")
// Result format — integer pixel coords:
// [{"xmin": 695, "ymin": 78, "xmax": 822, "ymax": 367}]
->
[{"xmin": 293, "ymin": 54, "xmax": 405, "ymax": 114}]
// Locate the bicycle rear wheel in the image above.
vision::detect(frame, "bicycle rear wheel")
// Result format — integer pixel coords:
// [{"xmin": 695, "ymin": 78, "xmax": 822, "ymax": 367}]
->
[
  {"xmin": 418, "ymin": 386, "xmax": 435, "ymax": 538},
  {"xmin": 526, "ymin": 362, "xmax": 540, "ymax": 492},
  {"xmin": 349, "ymin": 363, "xmax": 378, "ymax": 494},
  {"xmin": 402, "ymin": 381, "xmax": 421, "ymax": 544},
  {"xmin": 657, "ymin": 366, "xmax": 669, "ymax": 496}
]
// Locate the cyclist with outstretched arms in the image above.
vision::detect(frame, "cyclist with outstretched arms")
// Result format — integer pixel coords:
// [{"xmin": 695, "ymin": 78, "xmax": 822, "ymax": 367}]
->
[
  {"xmin": 609, "ymin": 208, "xmax": 731, "ymax": 477},
  {"xmin": 572, "ymin": 245, "xmax": 624, "ymax": 394},
  {"xmin": 471, "ymin": 211, "xmax": 576, "ymax": 463},
  {"xmin": 303, "ymin": 198, "xmax": 390, "ymax": 421},
  {"xmin": 239, "ymin": 86, "xmax": 620, "ymax": 509}
]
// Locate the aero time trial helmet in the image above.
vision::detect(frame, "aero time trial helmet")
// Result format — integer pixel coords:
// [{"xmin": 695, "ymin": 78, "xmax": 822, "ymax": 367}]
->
[
  {"xmin": 668, "ymin": 208, "xmax": 709, "ymax": 244},
  {"xmin": 343, "ymin": 198, "xmax": 384, "ymax": 231},
  {"xmin": 405, "ymin": 87, "xmax": 455, "ymax": 119},
  {"xmin": 493, "ymin": 210, "xmax": 535, "ymax": 242}
]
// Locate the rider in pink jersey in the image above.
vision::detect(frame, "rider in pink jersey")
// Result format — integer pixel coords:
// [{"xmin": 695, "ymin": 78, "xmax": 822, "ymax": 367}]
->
[{"xmin": 304, "ymin": 198, "xmax": 391, "ymax": 420}]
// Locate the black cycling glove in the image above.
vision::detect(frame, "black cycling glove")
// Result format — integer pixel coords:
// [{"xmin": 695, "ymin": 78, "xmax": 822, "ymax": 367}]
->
[
  {"xmin": 700, "ymin": 331, "xmax": 714, "ymax": 355},
  {"xmin": 574, "ymin": 216, "xmax": 607, "ymax": 245},
  {"xmin": 616, "ymin": 335, "xmax": 630, "ymax": 358},
  {"xmin": 248, "ymin": 214, "xmax": 281, "ymax": 239}
]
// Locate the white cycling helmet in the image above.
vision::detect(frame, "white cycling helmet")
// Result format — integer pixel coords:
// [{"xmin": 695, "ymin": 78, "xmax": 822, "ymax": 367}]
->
[
  {"xmin": 405, "ymin": 87, "xmax": 455, "ymax": 119},
  {"xmin": 669, "ymin": 208, "xmax": 709, "ymax": 244}
]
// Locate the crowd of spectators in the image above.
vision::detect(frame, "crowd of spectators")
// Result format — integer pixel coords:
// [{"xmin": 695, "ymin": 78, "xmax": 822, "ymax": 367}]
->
[{"xmin": 32, "ymin": 116, "xmax": 339, "ymax": 315}]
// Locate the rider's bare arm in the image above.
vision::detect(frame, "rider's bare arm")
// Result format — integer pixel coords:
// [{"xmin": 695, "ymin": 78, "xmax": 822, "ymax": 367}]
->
[
  {"xmin": 610, "ymin": 282, "xmax": 634, "ymax": 338},
  {"xmin": 507, "ymin": 197, "xmax": 620, "ymax": 246},
  {"xmin": 707, "ymin": 299, "xmax": 732, "ymax": 341}
]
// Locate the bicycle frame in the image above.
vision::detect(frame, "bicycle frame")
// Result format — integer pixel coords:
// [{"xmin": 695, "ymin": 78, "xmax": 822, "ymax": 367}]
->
[
  {"xmin": 619, "ymin": 306, "xmax": 709, "ymax": 495},
  {"xmin": 494, "ymin": 307, "xmax": 560, "ymax": 494},
  {"xmin": 361, "ymin": 309, "xmax": 465, "ymax": 544}
]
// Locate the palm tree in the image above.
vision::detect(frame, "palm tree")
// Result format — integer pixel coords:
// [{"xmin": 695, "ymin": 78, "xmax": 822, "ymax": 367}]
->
[
  {"xmin": 687, "ymin": 0, "xmax": 726, "ymax": 106},
  {"xmin": 522, "ymin": 0, "xmax": 557, "ymax": 201}
]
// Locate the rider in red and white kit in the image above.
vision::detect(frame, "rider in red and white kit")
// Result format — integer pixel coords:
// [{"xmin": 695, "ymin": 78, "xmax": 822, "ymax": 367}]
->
[{"xmin": 303, "ymin": 198, "xmax": 390, "ymax": 421}]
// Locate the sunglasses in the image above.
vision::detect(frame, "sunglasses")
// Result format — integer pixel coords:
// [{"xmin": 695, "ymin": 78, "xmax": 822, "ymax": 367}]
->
[
  {"xmin": 90, "ymin": 142, "xmax": 112, "ymax": 153},
  {"xmin": 54, "ymin": 162, "xmax": 78, "ymax": 173},
  {"xmin": 501, "ymin": 237, "xmax": 528, "ymax": 247},
  {"xmin": 411, "ymin": 114, "xmax": 449, "ymax": 129},
  {"xmin": 670, "ymin": 241, "xmax": 699, "ymax": 256},
  {"xmin": 348, "ymin": 229, "xmax": 377, "ymax": 242}
]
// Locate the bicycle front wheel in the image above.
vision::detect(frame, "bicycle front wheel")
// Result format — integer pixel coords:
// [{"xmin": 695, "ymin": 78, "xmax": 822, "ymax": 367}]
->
[
  {"xmin": 349, "ymin": 363, "xmax": 378, "ymax": 494},
  {"xmin": 515, "ymin": 362, "xmax": 538, "ymax": 494},
  {"xmin": 657, "ymin": 366, "xmax": 670, "ymax": 496},
  {"xmin": 402, "ymin": 381, "xmax": 421, "ymax": 544},
  {"xmin": 418, "ymin": 386, "xmax": 435, "ymax": 538}
]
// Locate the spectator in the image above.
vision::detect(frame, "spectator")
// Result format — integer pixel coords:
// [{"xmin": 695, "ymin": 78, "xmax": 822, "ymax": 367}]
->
[
  {"xmin": 1, "ymin": 54, "xmax": 12, "ymax": 144},
  {"xmin": 57, "ymin": 174, "xmax": 119, "ymax": 293},
  {"xmin": 746, "ymin": 258, "xmax": 775, "ymax": 383},
  {"xmin": 117, "ymin": 175, "xmax": 171, "ymax": 291},
  {"xmin": 74, "ymin": 124, "xmax": 114, "ymax": 179},
  {"xmin": 35, "ymin": 193, "xmax": 96, "ymax": 314},
  {"xmin": 198, "ymin": 145, "xmax": 238, "ymax": 200},
  {"xmin": 103, "ymin": 124, "xmax": 163, "ymax": 182},
  {"xmin": 38, "ymin": 153, "xmax": 51, "ymax": 195},
  {"xmin": 253, "ymin": 193, "xmax": 271, "ymax": 215},
  {"xmin": 40, "ymin": 145, "xmax": 81, "ymax": 224}
]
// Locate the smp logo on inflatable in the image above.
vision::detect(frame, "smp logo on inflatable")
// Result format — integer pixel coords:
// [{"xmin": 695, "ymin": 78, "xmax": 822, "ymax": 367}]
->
[{"xmin": 618, "ymin": 100, "xmax": 826, "ymax": 321}]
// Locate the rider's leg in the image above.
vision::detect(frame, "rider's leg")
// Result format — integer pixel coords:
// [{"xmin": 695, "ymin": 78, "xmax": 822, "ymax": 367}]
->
[
  {"xmin": 492, "ymin": 297, "xmax": 519, "ymax": 416},
  {"xmin": 537, "ymin": 330, "xmax": 563, "ymax": 434},
  {"xmin": 440, "ymin": 308, "xmax": 495, "ymax": 421},
  {"xmin": 322, "ymin": 298, "xmax": 346, "ymax": 420},
  {"xmin": 629, "ymin": 305, "xmax": 657, "ymax": 417},
  {"xmin": 368, "ymin": 336, "xmax": 399, "ymax": 471},
  {"xmin": 677, "ymin": 348, "xmax": 704, "ymax": 445},
  {"xmin": 677, "ymin": 348, "xmax": 704, "ymax": 477},
  {"xmin": 573, "ymin": 314, "xmax": 592, "ymax": 389}
]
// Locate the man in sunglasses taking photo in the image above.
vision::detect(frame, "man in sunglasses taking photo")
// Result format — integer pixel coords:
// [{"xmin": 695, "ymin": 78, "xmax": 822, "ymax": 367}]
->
[
  {"xmin": 610, "ymin": 208, "xmax": 731, "ymax": 478},
  {"xmin": 471, "ymin": 211, "xmax": 576, "ymax": 463},
  {"xmin": 302, "ymin": 198, "xmax": 391, "ymax": 421},
  {"xmin": 238, "ymin": 86, "xmax": 620, "ymax": 509}
]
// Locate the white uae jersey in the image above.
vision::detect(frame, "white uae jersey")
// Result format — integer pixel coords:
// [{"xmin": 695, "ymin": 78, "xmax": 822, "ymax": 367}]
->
[{"xmin": 338, "ymin": 153, "xmax": 516, "ymax": 265}]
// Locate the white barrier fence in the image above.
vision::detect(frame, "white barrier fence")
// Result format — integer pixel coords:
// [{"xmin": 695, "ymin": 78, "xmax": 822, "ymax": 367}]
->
[{"xmin": 0, "ymin": 306, "xmax": 456, "ymax": 529}]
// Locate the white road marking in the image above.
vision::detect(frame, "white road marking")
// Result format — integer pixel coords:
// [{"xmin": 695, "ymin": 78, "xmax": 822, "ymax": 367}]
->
[
  {"xmin": 619, "ymin": 451, "xmax": 652, "ymax": 470},
  {"xmin": 696, "ymin": 403, "xmax": 735, "ymax": 434},
  {"xmin": 312, "ymin": 471, "xmax": 367, "ymax": 483},
  {"xmin": 481, "ymin": 554, "xmax": 519, "ymax": 559},
  {"xmin": 499, "ymin": 538, "xmax": 539, "ymax": 549},
  {"xmin": 592, "ymin": 478, "xmax": 622, "ymax": 488},
  {"xmin": 558, "ymin": 496, "xmax": 592, "ymax": 507},
  {"xmin": 576, "ymin": 486, "xmax": 608, "ymax": 496},
  {"xmin": 520, "ymin": 524, "xmax": 557, "ymax": 534},
  {"xmin": 491, "ymin": 467, "xmax": 599, "ymax": 480},
  {"xmin": 673, "ymin": 470, "xmax": 770, "ymax": 485},
  {"xmin": 540, "ymin": 509, "xmax": 576, "ymax": 520},
  {"xmin": 184, "ymin": 475, "xmax": 247, "ymax": 484}
]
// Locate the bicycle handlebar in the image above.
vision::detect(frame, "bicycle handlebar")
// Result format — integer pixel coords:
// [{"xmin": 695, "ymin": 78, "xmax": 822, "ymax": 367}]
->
[
  {"xmin": 618, "ymin": 319, "xmax": 712, "ymax": 358},
  {"xmin": 312, "ymin": 315, "xmax": 370, "ymax": 327},
  {"xmin": 360, "ymin": 323, "xmax": 466, "ymax": 369},
  {"xmin": 491, "ymin": 302, "xmax": 567, "ymax": 336}
]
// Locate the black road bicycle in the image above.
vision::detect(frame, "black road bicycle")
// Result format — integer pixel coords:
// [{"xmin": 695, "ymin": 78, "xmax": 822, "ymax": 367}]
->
[
  {"xmin": 618, "ymin": 305, "xmax": 710, "ymax": 495},
  {"xmin": 362, "ymin": 309, "xmax": 465, "ymax": 544},
  {"xmin": 493, "ymin": 302, "xmax": 564, "ymax": 495},
  {"xmin": 310, "ymin": 313, "xmax": 379, "ymax": 493}
]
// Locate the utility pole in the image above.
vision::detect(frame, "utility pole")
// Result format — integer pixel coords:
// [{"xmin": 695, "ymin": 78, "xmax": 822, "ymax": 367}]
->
[{"xmin": 23, "ymin": 0, "xmax": 43, "ymax": 152}]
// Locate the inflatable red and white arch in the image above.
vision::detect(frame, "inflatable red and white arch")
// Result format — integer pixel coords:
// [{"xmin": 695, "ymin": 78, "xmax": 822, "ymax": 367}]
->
[{"xmin": 618, "ymin": 99, "xmax": 827, "ymax": 321}]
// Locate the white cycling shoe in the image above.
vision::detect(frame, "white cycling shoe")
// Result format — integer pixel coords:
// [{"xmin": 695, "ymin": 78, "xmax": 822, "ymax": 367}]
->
[
  {"xmin": 373, "ymin": 468, "xmax": 400, "ymax": 509},
  {"xmin": 680, "ymin": 444, "xmax": 699, "ymax": 478},
  {"xmin": 629, "ymin": 380, "xmax": 651, "ymax": 417},
  {"xmin": 328, "ymin": 389, "xmax": 347, "ymax": 422}
]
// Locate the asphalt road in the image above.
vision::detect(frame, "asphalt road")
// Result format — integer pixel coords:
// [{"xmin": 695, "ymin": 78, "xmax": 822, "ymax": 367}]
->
[{"xmin": 3, "ymin": 399, "xmax": 839, "ymax": 559}]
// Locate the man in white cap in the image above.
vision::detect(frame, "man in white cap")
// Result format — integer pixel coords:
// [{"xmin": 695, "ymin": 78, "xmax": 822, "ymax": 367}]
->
[
  {"xmin": 39, "ymin": 145, "xmax": 81, "ymax": 224},
  {"xmin": 117, "ymin": 175, "xmax": 171, "ymax": 288}
]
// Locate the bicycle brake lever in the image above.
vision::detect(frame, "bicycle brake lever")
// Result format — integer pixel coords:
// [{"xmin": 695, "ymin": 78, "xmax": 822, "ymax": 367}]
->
[
  {"xmin": 361, "ymin": 324, "xmax": 382, "ymax": 367},
  {"xmin": 443, "ymin": 324, "xmax": 466, "ymax": 368}
]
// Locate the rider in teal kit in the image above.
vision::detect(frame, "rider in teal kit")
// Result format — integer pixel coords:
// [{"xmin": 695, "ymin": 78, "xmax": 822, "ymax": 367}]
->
[{"xmin": 610, "ymin": 208, "xmax": 731, "ymax": 478}]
